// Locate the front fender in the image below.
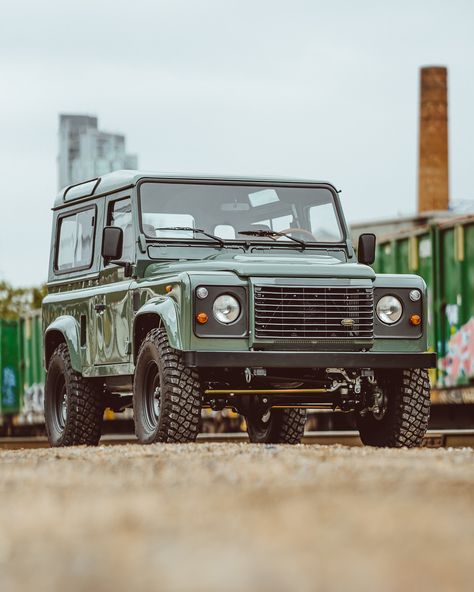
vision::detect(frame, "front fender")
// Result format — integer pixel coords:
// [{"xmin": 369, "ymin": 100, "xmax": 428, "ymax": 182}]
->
[
  {"xmin": 44, "ymin": 316, "xmax": 82, "ymax": 373},
  {"xmin": 134, "ymin": 297, "xmax": 183, "ymax": 351}
]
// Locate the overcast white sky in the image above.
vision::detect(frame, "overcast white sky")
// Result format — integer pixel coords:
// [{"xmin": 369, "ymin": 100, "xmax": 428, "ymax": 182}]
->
[{"xmin": 1, "ymin": 0, "xmax": 473, "ymax": 286}]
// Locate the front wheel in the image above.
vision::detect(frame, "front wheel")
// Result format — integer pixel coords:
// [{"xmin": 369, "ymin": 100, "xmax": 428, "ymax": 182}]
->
[
  {"xmin": 357, "ymin": 368, "xmax": 431, "ymax": 447},
  {"xmin": 245, "ymin": 404, "xmax": 307, "ymax": 444},
  {"xmin": 44, "ymin": 343, "xmax": 104, "ymax": 447},
  {"xmin": 133, "ymin": 328, "xmax": 202, "ymax": 444}
]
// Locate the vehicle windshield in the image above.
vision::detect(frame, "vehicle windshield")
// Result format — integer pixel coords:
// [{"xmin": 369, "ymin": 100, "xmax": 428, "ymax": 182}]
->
[{"xmin": 139, "ymin": 182, "xmax": 344, "ymax": 244}]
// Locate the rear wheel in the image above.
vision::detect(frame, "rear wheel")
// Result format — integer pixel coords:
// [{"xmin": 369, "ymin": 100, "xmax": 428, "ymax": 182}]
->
[
  {"xmin": 357, "ymin": 368, "xmax": 430, "ymax": 447},
  {"xmin": 133, "ymin": 328, "xmax": 202, "ymax": 444},
  {"xmin": 245, "ymin": 404, "xmax": 307, "ymax": 444},
  {"xmin": 44, "ymin": 343, "xmax": 104, "ymax": 447}
]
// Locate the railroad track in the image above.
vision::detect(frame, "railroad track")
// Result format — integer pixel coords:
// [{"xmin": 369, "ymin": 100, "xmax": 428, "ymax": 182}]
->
[{"xmin": 1, "ymin": 430, "xmax": 473, "ymax": 450}]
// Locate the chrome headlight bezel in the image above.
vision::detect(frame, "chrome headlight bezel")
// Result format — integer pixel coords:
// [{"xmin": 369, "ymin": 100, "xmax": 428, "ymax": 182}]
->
[{"xmin": 376, "ymin": 294, "xmax": 403, "ymax": 325}]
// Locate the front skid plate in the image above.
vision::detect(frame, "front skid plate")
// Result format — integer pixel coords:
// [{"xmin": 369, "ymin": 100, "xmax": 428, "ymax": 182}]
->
[{"xmin": 182, "ymin": 351, "xmax": 436, "ymax": 369}]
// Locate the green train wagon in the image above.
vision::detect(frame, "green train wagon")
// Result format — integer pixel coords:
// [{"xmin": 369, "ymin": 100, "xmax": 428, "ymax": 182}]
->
[
  {"xmin": 0, "ymin": 312, "xmax": 45, "ymax": 427},
  {"xmin": 0, "ymin": 319, "xmax": 22, "ymax": 417},
  {"xmin": 374, "ymin": 214, "xmax": 474, "ymax": 403},
  {"xmin": 19, "ymin": 311, "xmax": 45, "ymax": 420}
]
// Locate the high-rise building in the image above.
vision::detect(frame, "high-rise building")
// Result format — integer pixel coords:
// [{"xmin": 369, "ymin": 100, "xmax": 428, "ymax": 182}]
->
[{"xmin": 58, "ymin": 114, "xmax": 138, "ymax": 189}]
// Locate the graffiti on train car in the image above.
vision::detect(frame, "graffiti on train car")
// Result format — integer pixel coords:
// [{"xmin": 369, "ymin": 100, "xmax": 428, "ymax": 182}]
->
[
  {"xmin": 440, "ymin": 317, "xmax": 474, "ymax": 386},
  {"xmin": 2, "ymin": 367, "xmax": 17, "ymax": 407}
]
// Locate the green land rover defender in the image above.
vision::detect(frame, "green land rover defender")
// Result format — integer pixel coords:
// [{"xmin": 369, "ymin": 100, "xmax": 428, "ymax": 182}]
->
[{"xmin": 42, "ymin": 171, "xmax": 436, "ymax": 447}]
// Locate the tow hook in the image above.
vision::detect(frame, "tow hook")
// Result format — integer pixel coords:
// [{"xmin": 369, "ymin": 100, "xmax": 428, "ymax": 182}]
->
[{"xmin": 245, "ymin": 367, "xmax": 267, "ymax": 384}]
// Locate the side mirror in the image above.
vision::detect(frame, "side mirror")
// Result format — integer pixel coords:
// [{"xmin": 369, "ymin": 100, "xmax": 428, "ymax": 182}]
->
[
  {"xmin": 357, "ymin": 233, "xmax": 376, "ymax": 265},
  {"xmin": 102, "ymin": 226, "xmax": 123, "ymax": 262}
]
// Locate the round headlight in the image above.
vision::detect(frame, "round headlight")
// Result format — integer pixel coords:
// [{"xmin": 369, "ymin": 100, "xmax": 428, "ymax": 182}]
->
[
  {"xmin": 213, "ymin": 294, "xmax": 240, "ymax": 324},
  {"xmin": 376, "ymin": 295, "xmax": 403, "ymax": 324}
]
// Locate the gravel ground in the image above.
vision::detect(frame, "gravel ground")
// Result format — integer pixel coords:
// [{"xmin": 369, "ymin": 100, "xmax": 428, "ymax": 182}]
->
[{"xmin": 0, "ymin": 443, "xmax": 473, "ymax": 592}]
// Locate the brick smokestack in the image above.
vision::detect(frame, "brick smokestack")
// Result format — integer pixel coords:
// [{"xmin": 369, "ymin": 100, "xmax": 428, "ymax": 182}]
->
[{"xmin": 418, "ymin": 66, "xmax": 449, "ymax": 212}]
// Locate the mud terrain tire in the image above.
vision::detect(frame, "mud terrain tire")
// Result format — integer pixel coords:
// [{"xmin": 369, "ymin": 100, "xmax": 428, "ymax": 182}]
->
[
  {"xmin": 133, "ymin": 328, "xmax": 202, "ymax": 444},
  {"xmin": 44, "ymin": 343, "xmax": 104, "ymax": 446},
  {"xmin": 357, "ymin": 368, "xmax": 430, "ymax": 448},
  {"xmin": 246, "ymin": 407, "xmax": 307, "ymax": 444}
]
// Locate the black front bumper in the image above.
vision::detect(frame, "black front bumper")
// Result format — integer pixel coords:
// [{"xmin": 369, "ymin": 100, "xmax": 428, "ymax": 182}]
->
[{"xmin": 182, "ymin": 351, "xmax": 437, "ymax": 369}]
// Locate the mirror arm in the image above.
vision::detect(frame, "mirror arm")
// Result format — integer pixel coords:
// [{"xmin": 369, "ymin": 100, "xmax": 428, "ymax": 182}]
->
[{"xmin": 104, "ymin": 259, "xmax": 134, "ymax": 278}]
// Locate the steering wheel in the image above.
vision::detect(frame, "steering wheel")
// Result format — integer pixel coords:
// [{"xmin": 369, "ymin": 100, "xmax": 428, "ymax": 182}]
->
[{"xmin": 275, "ymin": 227, "xmax": 317, "ymax": 241}]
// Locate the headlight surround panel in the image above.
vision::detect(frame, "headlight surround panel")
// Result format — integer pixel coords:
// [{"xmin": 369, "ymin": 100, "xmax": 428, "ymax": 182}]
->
[
  {"xmin": 193, "ymin": 285, "xmax": 248, "ymax": 337},
  {"xmin": 374, "ymin": 287, "xmax": 423, "ymax": 339}
]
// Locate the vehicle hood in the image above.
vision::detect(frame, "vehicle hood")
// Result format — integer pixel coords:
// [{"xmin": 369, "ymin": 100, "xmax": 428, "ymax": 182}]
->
[{"xmin": 144, "ymin": 251, "xmax": 376, "ymax": 280}]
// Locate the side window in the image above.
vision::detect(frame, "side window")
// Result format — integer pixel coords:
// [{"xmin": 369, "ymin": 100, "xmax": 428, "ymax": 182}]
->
[
  {"xmin": 56, "ymin": 208, "xmax": 95, "ymax": 272},
  {"xmin": 107, "ymin": 198, "xmax": 134, "ymax": 262}
]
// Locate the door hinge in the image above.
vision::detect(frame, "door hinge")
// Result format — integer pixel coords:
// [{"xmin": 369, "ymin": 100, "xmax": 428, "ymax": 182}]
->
[{"xmin": 133, "ymin": 289, "xmax": 141, "ymax": 313}]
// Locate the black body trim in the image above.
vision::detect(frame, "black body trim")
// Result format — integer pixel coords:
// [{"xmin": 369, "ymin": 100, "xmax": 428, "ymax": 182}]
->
[
  {"xmin": 193, "ymin": 285, "xmax": 248, "ymax": 338},
  {"xmin": 373, "ymin": 287, "xmax": 423, "ymax": 339},
  {"xmin": 182, "ymin": 351, "xmax": 436, "ymax": 369}
]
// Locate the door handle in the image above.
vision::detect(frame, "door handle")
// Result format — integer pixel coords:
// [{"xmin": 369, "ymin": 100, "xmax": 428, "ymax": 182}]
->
[{"xmin": 94, "ymin": 303, "xmax": 106, "ymax": 313}]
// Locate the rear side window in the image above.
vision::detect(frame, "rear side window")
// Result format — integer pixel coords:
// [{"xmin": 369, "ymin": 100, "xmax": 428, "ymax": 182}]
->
[{"xmin": 55, "ymin": 208, "xmax": 95, "ymax": 272}]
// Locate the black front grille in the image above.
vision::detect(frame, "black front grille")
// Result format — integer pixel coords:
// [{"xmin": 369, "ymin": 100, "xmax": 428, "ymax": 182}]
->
[{"xmin": 254, "ymin": 285, "xmax": 374, "ymax": 340}]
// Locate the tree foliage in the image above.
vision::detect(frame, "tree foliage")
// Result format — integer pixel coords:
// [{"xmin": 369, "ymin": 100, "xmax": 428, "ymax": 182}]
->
[{"xmin": 0, "ymin": 281, "xmax": 47, "ymax": 320}]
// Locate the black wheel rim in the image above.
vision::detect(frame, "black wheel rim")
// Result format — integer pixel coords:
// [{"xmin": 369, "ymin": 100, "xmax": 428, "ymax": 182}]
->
[
  {"xmin": 51, "ymin": 373, "xmax": 67, "ymax": 433},
  {"xmin": 143, "ymin": 360, "xmax": 161, "ymax": 432}
]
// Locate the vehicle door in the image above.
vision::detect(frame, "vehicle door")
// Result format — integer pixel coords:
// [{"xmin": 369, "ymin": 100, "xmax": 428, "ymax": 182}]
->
[
  {"xmin": 94, "ymin": 196, "xmax": 135, "ymax": 366},
  {"xmin": 48, "ymin": 204, "xmax": 101, "ymax": 370}
]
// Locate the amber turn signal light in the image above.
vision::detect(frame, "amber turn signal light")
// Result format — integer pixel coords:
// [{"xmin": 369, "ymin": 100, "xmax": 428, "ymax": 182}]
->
[
  {"xmin": 196, "ymin": 312, "xmax": 208, "ymax": 324},
  {"xmin": 165, "ymin": 284, "xmax": 173, "ymax": 293},
  {"xmin": 410, "ymin": 314, "xmax": 422, "ymax": 326}
]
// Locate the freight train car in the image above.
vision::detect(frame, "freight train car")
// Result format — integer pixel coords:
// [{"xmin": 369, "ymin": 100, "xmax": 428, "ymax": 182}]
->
[
  {"xmin": 373, "ymin": 213, "xmax": 474, "ymax": 425},
  {"xmin": 0, "ymin": 319, "xmax": 22, "ymax": 424},
  {"xmin": 20, "ymin": 312, "xmax": 45, "ymax": 424},
  {"xmin": 0, "ymin": 312, "xmax": 45, "ymax": 434}
]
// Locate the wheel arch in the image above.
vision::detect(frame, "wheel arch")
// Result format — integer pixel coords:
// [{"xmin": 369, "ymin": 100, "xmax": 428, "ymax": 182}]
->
[
  {"xmin": 44, "ymin": 316, "xmax": 82, "ymax": 373},
  {"xmin": 133, "ymin": 298, "xmax": 183, "ymax": 361}
]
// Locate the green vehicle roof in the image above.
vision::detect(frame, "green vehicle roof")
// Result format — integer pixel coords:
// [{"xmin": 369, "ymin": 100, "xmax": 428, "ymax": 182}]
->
[{"xmin": 54, "ymin": 169, "xmax": 336, "ymax": 208}]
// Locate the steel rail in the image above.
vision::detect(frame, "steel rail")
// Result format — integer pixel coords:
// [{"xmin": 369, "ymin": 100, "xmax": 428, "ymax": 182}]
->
[{"xmin": 1, "ymin": 430, "xmax": 473, "ymax": 449}]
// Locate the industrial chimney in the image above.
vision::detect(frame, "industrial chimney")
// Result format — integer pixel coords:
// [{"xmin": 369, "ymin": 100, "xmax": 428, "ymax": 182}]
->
[{"xmin": 418, "ymin": 66, "xmax": 449, "ymax": 213}]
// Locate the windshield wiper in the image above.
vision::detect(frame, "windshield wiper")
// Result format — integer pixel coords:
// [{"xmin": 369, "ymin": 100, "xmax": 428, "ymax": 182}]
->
[
  {"xmin": 238, "ymin": 229, "xmax": 306, "ymax": 249},
  {"xmin": 154, "ymin": 227, "xmax": 225, "ymax": 247}
]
